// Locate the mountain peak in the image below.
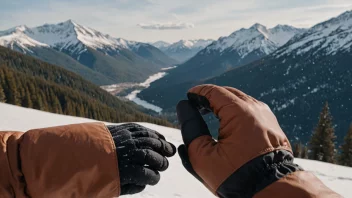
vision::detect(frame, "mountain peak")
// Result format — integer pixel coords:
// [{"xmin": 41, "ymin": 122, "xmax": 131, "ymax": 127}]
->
[
  {"xmin": 152, "ymin": 41, "xmax": 170, "ymax": 49},
  {"xmin": 15, "ymin": 25, "xmax": 29, "ymax": 32},
  {"xmin": 64, "ymin": 19, "xmax": 74, "ymax": 23},
  {"xmin": 272, "ymin": 24, "xmax": 295, "ymax": 30},
  {"xmin": 0, "ymin": 25, "xmax": 30, "ymax": 36},
  {"xmin": 250, "ymin": 23, "xmax": 267, "ymax": 30}
]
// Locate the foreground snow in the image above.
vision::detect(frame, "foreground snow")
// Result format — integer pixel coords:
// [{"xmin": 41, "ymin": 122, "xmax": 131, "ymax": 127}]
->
[{"xmin": 0, "ymin": 102, "xmax": 351, "ymax": 197}]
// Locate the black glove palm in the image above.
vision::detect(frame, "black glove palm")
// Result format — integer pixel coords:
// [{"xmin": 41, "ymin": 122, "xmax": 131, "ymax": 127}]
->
[{"xmin": 108, "ymin": 124, "xmax": 176, "ymax": 195}]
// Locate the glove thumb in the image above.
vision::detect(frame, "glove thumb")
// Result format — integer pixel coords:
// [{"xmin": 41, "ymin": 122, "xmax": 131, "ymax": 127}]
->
[
  {"xmin": 178, "ymin": 144, "xmax": 204, "ymax": 183},
  {"xmin": 176, "ymin": 100, "xmax": 212, "ymax": 147}
]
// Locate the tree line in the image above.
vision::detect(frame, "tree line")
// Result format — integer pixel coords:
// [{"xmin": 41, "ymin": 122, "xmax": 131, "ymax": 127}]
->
[
  {"xmin": 0, "ymin": 46, "xmax": 172, "ymax": 127},
  {"xmin": 293, "ymin": 102, "xmax": 352, "ymax": 167}
]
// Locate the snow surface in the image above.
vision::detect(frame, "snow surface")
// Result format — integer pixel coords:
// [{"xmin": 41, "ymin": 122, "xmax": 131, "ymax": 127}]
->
[
  {"xmin": 276, "ymin": 10, "xmax": 352, "ymax": 56},
  {"xmin": 0, "ymin": 102, "xmax": 351, "ymax": 198},
  {"xmin": 206, "ymin": 23, "xmax": 305, "ymax": 58}
]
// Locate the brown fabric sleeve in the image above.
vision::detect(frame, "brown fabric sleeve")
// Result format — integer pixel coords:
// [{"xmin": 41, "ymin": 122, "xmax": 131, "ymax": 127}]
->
[
  {"xmin": 254, "ymin": 171, "xmax": 343, "ymax": 198},
  {"xmin": 0, "ymin": 131, "xmax": 27, "ymax": 198},
  {"xmin": 1, "ymin": 122, "xmax": 120, "ymax": 198},
  {"xmin": 187, "ymin": 84, "xmax": 292, "ymax": 193}
]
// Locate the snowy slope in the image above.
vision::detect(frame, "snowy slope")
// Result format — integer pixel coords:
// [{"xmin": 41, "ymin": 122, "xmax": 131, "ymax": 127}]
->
[
  {"xmin": 206, "ymin": 23, "xmax": 305, "ymax": 57},
  {"xmin": 0, "ymin": 102, "xmax": 351, "ymax": 197},
  {"xmin": 276, "ymin": 10, "xmax": 352, "ymax": 56}
]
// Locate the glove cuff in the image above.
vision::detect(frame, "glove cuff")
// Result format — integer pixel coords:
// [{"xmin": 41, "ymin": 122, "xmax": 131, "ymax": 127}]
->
[{"xmin": 217, "ymin": 150, "xmax": 303, "ymax": 198}]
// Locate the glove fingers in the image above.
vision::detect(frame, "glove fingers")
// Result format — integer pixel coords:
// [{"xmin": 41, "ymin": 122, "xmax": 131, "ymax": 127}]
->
[
  {"xmin": 222, "ymin": 86, "xmax": 251, "ymax": 101},
  {"xmin": 120, "ymin": 165, "xmax": 160, "ymax": 186},
  {"xmin": 109, "ymin": 129, "xmax": 132, "ymax": 144},
  {"xmin": 135, "ymin": 137, "xmax": 176, "ymax": 157},
  {"xmin": 176, "ymin": 100, "xmax": 213, "ymax": 147},
  {"xmin": 131, "ymin": 130, "xmax": 166, "ymax": 140},
  {"xmin": 178, "ymin": 145, "xmax": 204, "ymax": 183},
  {"xmin": 120, "ymin": 184, "xmax": 146, "ymax": 195},
  {"xmin": 187, "ymin": 84, "xmax": 245, "ymax": 124},
  {"xmin": 132, "ymin": 149, "xmax": 169, "ymax": 171}
]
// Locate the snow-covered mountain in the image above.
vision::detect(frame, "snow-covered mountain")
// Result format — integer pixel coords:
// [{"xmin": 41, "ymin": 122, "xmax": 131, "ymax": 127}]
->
[
  {"xmin": 153, "ymin": 39, "xmax": 214, "ymax": 62},
  {"xmin": 275, "ymin": 10, "xmax": 352, "ymax": 57},
  {"xmin": 0, "ymin": 102, "xmax": 351, "ymax": 198},
  {"xmin": 0, "ymin": 26, "xmax": 48, "ymax": 53},
  {"xmin": 0, "ymin": 21, "xmax": 125, "ymax": 54},
  {"xmin": 0, "ymin": 20, "xmax": 177, "ymax": 85},
  {"xmin": 139, "ymin": 24, "xmax": 305, "ymax": 104},
  {"xmin": 205, "ymin": 23, "xmax": 305, "ymax": 57}
]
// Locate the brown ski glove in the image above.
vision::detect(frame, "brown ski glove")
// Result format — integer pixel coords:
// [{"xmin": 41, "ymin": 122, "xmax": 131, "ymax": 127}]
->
[{"xmin": 176, "ymin": 84, "xmax": 301, "ymax": 197}]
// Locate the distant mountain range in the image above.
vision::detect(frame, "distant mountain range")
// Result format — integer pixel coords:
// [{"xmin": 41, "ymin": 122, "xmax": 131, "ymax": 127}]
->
[
  {"xmin": 0, "ymin": 20, "xmax": 178, "ymax": 85},
  {"xmin": 152, "ymin": 39, "xmax": 214, "ymax": 62},
  {"xmin": 140, "ymin": 10, "xmax": 352, "ymax": 143},
  {"xmin": 142, "ymin": 23, "xmax": 305, "ymax": 99}
]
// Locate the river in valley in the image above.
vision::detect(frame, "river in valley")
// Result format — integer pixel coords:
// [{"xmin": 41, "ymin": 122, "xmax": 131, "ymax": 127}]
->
[
  {"xmin": 102, "ymin": 66, "xmax": 176, "ymax": 113},
  {"xmin": 125, "ymin": 72, "xmax": 167, "ymax": 113}
]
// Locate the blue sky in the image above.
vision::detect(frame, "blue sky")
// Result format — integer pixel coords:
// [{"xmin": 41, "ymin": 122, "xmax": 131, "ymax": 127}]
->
[{"xmin": 0, "ymin": 0, "xmax": 351, "ymax": 42}]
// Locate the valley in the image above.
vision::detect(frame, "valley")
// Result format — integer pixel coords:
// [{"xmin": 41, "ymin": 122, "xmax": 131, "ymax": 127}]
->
[{"xmin": 101, "ymin": 66, "xmax": 177, "ymax": 113}]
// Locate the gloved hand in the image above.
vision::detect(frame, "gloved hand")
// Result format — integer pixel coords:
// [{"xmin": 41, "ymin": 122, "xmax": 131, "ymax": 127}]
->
[
  {"xmin": 176, "ymin": 85, "xmax": 300, "ymax": 198},
  {"xmin": 108, "ymin": 123, "xmax": 176, "ymax": 195}
]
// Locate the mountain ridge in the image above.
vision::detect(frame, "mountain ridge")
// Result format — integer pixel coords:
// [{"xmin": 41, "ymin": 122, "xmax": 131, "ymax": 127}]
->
[
  {"xmin": 139, "ymin": 23, "xmax": 305, "ymax": 100},
  {"xmin": 0, "ymin": 20, "xmax": 177, "ymax": 85}
]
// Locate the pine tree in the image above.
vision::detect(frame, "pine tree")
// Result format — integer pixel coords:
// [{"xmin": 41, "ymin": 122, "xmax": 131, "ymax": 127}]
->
[
  {"xmin": 22, "ymin": 87, "xmax": 33, "ymax": 108},
  {"xmin": 34, "ymin": 94, "xmax": 44, "ymax": 110},
  {"xmin": 293, "ymin": 142, "xmax": 302, "ymax": 158},
  {"xmin": 0, "ymin": 84, "xmax": 5, "ymax": 102},
  {"xmin": 4, "ymin": 68, "xmax": 20, "ymax": 105},
  {"xmin": 309, "ymin": 102, "xmax": 337, "ymax": 163},
  {"xmin": 301, "ymin": 145, "xmax": 309, "ymax": 159},
  {"xmin": 339, "ymin": 124, "xmax": 352, "ymax": 167}
]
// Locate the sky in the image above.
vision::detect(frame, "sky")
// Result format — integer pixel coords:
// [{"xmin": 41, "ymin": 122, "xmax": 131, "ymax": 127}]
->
[{"xmin": 0, "ymin": 0, "xmax": 351, "ymax": 43}]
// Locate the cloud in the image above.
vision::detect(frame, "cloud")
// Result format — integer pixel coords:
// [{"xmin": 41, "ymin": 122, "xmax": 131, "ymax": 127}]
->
[{"xmin": 137, "ymin": 22, "xmax": 195, "ymax": 30}]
